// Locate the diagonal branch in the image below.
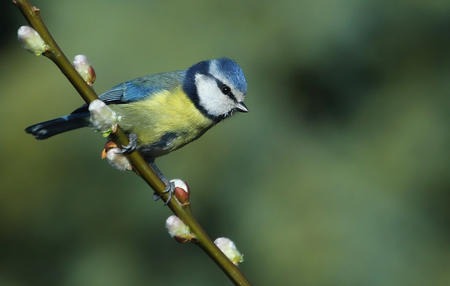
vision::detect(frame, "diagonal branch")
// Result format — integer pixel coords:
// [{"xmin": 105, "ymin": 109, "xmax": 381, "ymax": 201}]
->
[{"xmin": 13, "ymin": 1, "xmax": 251, "ymax": 285}]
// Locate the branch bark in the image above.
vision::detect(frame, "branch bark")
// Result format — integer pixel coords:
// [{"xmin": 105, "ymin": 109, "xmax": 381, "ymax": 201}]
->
[{"xmin": 13, "ymin": 1, "xmax": 251, "ymax": 285}]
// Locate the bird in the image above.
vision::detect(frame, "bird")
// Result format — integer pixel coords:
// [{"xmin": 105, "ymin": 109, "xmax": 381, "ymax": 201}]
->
[{"xmin": 25, "ymin": 57, "xmax": 248, "ymax": 200}]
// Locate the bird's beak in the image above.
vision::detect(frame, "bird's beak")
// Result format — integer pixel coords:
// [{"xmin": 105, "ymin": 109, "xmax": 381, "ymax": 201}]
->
[{"xmin": 236, "ymin": 102, "xmax": 249, "ymax": 113}]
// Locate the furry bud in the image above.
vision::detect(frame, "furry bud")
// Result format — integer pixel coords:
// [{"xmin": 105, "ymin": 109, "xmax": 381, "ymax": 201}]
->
[
  {"xmin": 101, "ymin": 141, "xmax": 132, "ymax": 171},
  {"xmin": 17, "ymin": 26, "xmax": 48, "ymax": 56},
  {"xmin": 73, "ymin": 55, "xmax": 96, "ymax": 85},
  {"xmin": 89, "ymin": 99, "xmax": 121, "ymax": 136},
  {"xmin": 166, "ymin": 215, "xmax": 195, "ymax": 243},
  {"xmin": 214, "ymin": 237, "xmax": 244, "ymax": 265}
]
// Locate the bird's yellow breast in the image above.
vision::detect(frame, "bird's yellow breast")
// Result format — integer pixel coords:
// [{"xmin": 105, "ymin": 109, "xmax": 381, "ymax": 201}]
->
[{"xmin": 109, "ymin": 86, "xmax": 213, "ymax": 156}]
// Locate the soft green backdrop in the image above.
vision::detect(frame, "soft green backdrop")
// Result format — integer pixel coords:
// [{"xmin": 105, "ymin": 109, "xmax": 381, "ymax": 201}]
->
[{"xmin": 1, "ymin": 0, "xmax": 449, "ymax": 285}]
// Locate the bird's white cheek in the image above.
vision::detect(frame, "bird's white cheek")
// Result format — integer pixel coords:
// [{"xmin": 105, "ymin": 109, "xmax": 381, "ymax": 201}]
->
[{"xmin": 195, "ymin": 74, "xmax": 235, "ymax": 116}]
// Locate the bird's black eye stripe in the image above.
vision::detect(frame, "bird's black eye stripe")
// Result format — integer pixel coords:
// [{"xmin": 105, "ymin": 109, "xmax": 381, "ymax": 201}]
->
[
  {"xmin": 216, "ymin": 81, "xmax": 237, "ymax": 102},
  {"xmin": 218, "ymin": 81, "xmax": 231, "ymax": 95}
]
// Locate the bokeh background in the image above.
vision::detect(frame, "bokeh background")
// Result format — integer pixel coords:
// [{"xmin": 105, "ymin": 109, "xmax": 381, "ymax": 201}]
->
[{"xmin": 1, "ymin": 0, "xmax": 449, "ymax": 285}]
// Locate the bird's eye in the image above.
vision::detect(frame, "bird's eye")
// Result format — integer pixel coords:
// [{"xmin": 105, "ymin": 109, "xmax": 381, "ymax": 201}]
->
[{"xmin": 221, "ymin": 85, "xmax": 231, "ymax": 95}]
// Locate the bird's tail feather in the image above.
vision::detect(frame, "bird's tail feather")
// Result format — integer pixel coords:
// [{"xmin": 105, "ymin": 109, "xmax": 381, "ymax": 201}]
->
[{"xmin": 25, "ymin": 112, "xmax": 90, "ymax": 140}]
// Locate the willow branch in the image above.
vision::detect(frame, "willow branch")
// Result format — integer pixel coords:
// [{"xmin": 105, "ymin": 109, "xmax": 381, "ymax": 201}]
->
[{"xmin": 13, "ymin": 1, "xmax": 250, "ymax": 285}]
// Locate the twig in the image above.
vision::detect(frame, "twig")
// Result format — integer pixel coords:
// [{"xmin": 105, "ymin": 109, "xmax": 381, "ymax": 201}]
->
[{"xmin": 13, "ymin": 1, "xmax": 251, "ymax": 285}]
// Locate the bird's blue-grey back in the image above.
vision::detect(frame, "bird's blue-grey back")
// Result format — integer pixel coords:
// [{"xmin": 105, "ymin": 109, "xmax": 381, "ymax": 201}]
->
[{"xmin": 99, "ymin": 70, "xmax": 187, "ymax": 104}]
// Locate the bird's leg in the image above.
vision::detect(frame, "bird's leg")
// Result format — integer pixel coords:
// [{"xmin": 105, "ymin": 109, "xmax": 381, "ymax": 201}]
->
[
  {"xmin": 150, "ymin": 161, "xmax": 174, "ymax": 205},
  {"xmin": 117, "ymin": 133, "xmax": 138, "ymax": 154}
]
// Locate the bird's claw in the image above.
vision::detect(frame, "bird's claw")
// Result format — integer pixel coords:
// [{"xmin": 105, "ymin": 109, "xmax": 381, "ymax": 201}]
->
[
  {"xmin": 153, "ymin": 181, "xmax": 175, "ymax": 205},
  {"xmin": 118, "ymin": 133, "xmax": 137, "ymax": 154}
]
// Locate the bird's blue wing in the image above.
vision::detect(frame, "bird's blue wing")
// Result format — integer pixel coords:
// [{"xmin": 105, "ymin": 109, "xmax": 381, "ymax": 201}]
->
[
  {"xmin": 70, "ymin": 70, "xmax": 186, "ymax": 115},
  {"xmin": 99, "ymin": 70, "xmax": 186, "ymax": 104}
]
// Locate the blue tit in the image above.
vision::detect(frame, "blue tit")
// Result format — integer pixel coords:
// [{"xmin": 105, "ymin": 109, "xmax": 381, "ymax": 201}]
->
[{"xmin": 26, "ymin": 57, "xmax": 248, "ymax": 164}]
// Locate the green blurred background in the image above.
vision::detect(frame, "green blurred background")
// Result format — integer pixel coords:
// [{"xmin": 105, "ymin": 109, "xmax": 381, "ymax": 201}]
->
[{"xmin": 1, "ymin": 0, "xmax": 449, "ymax": 285}]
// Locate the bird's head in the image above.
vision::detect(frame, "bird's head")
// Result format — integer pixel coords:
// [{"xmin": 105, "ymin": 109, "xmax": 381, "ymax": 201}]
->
[{"xmin": 183, "ymin": 58, "xmax": 248, "ymax": 122}]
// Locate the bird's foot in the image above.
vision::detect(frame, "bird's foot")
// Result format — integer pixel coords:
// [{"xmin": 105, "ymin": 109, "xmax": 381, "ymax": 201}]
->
[
  {"xmin": 118, "ymin": 133, "xmax": 137, "ymax": 154},
  {"xmin": 153, "ymin": 180, "xmax": 175, "ymax": 205},
  {"xmin": 149, "ymin": 161, "xmax": 174, "ymax": 205}
]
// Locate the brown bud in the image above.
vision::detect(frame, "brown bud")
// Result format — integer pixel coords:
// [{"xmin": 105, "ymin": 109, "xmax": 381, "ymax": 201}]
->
[
  {"xmin": 171, "ymin": 179, "xmax": 190, "ymax": 206},
  {"xmin": 174, "ymin": 236, "xmax": 190, "ymax": 243}
]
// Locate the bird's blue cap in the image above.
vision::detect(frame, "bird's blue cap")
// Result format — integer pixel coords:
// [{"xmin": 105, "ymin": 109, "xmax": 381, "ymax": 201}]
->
[
  {"xmin": 183, "ymin": 57, "xmax": 248, "ymax": 122},
  {"xmin": 211, "ymin": 58, "xmax": 248, "ymax": 94}
]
